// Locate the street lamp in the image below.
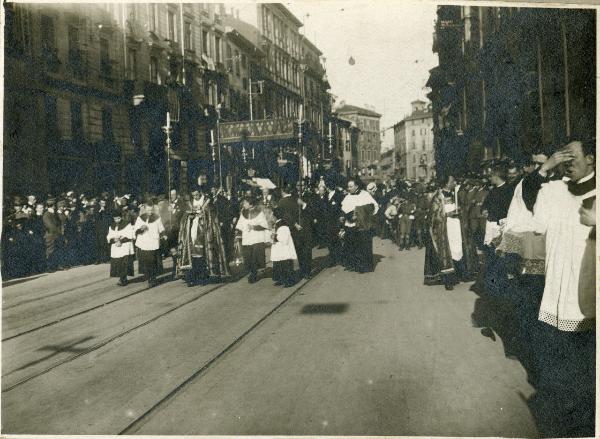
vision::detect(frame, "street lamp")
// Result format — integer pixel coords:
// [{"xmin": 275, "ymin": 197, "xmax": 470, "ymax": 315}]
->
[
  {"xmin": 162, "ymin": 112, "xmax": 173, "ymax": 225},
  {"xmin": 327, "ymin": 121, "xmax": 333, "ymax": 156}
]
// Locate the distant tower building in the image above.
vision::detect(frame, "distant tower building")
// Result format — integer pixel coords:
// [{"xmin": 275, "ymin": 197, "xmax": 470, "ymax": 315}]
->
[{"xmin": 393, "ymin": 100, "xmax": 435, "ymax": 181}]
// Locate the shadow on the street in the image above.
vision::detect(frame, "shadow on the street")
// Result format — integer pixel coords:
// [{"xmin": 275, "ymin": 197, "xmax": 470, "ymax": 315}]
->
[
  {"xmin": 300, "ymin": 303, "xmax": 349, "ymax": 314},
  {"xmin": 373, "ymin": 254, "xmax": 385, "ymax": 269},
  {"xmin": 470, "ymin": 272, "xmax": 595, "ymax": 438},
  {"xmin": 10, "ymin": 336, "xmax": 95, "ymax": 373}
]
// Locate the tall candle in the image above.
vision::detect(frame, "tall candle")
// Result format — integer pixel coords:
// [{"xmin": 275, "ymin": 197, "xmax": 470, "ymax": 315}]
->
[
  {"xmin": 166, "ymin": 111, "xmax": 170, "ymax": 128},
  {"xmin": 328, "ymin": 121, "xmax": 332, "ymax": 136},
  {"xmin": 210, "ymin": 129, "xmax": 215, "ymax": 145}
]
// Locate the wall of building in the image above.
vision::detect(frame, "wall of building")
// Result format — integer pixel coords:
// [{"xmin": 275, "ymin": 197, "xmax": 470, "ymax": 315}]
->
[
  {"xmin": 5, "ymin": 2, "xmax": 333, "ymax": 196},
  {"xmin": 428, "ymin": 5, "xmax": 595, "ymax": 180}
]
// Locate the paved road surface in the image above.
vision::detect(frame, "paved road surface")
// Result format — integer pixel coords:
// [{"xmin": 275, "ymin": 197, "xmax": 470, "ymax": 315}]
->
[{"xmin": 2, "ymin": 238, "xmax": 538, "ymax": 436}]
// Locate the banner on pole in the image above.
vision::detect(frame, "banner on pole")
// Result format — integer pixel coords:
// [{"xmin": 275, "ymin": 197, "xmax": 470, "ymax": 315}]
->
[{"xmin": 219, "ymin": 118, "xmax": 296, "ymax": 144}]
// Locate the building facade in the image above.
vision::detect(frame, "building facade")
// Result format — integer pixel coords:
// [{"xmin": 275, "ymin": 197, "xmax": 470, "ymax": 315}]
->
[
  {"xmin": 329, "ymin": 114, "xmax": 359, "ymax": 177},
  {"xmin": 379, "ymin": 149, "xmax": 396, "ymax": 180},
  {"xmin": 336, "ymin": 104, "xmax": 382, "ymax": 181},
  {"xmin": 5, "ymin": 3, "xmax": 133, "ymax": 197},
  {"xmin": 427, "ymin": 6, "xmax": 596, "ymax": 180},
  {"xmin": 4, "ymin": 2, "xmax": 332, "ymax": 197},
  {"xmin": 393, "ymin": 100, "xmax": 435, "ymax": 181}
]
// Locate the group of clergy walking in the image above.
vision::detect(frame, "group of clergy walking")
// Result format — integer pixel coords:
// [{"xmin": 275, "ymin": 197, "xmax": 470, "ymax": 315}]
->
[{"xmin": 106, "ymin": 175, "xmax": 380, "ymax": 290}]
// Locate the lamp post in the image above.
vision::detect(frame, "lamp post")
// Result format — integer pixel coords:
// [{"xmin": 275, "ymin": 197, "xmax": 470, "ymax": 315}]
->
[
  {"xmin": 162, "ymin": 112, "xmax": 173, "ymax": 225},
  {"xmin": 216, "ymin": 104, "xmax": 223, "ymax": 190},
  {"xmin": 206, "ymin": 103, "xmax": 224, "ymax": 190},
  {"xmin": 328, "ymin": 121, "xmax": 333, "ymax": 156},
  {"xmin": 298, "ymin": 104, "xmax": 303, "ymax": 184},
  {"xmin": 162, "ymin": 112, "xmax": 173, "ymax": 190}
]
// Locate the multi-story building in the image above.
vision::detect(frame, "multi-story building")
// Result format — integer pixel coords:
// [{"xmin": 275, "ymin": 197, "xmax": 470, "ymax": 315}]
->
[
  {"xmin": 329, "ymin": 114, "xmax": 359, "ymax": 177},
  {"xmin": 393, "ymin": 100, "xmax": 435, "ymax": 181},
  {"xmin": 379, "ymin": 149, "xmax": 396, "ymax": 180},
  {"xmin": 4, "ymin": 3, "xmax": 134, "ymax": 196},
  {"xmin": 336, "ymin": 104, "xmax": 382, "ymax": 181},
  {"xmin": 427, "ymin": 6, "xmax": 595, "ymax": 180},
  {"xmin": 232, "ymin": 4, "xmax": 332, "ymax": 181},
  {"xmin": 4, "ymin": 2, "xmax": 332, "ymax": 196},
  {"xmin": 237, "ymin": 3, "xmax": 304, "ymax": 120}
]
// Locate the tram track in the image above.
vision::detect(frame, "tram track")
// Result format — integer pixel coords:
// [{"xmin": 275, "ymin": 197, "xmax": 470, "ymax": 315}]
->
[
  {"xmin": 117, "ymin": 266, "xmax": 325, "ymax": 435},
  {"xmin": 2, "ymin": 280, "xmax": 229, "ymax": 393},
  {"xmin": 2, "ymin": 272, "xmax": 175, "ymax": 342},
  {"xmin": 4, "ymin": 275, "xmax": 132, "ymax": 311}
]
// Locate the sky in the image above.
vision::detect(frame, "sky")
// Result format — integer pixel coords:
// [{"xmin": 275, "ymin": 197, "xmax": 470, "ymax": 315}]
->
[{"xmin": 286, "ymin": 0, "xmax": 439, "ymax": 150}]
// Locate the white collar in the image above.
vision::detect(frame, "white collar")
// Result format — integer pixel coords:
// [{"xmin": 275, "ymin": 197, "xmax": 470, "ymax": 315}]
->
[{"xmin": 576, "ymin": 171, "xmax": 595, "ymax": 184}]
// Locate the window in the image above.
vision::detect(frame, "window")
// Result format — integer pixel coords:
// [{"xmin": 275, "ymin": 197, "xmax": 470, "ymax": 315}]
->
[
  {"xmin": 150, "ymin": 56, "xmax": 160, "ymax": 84},
  {"xmin": 242, "ymin": 77, "xmax": 248, "ymax": 91},
  {"xmin": 188, "ymin": 126, "xmax": 197, "ymax": 152},
  {"xmin": 215, "ymin": 36, "xmax": 221, "ymax": 62},
  {"xmin": 411, "ymin": 129, "xmax": 415, "ymax": 136},
  {"xmin": 149, "ymin": 4, "xmax": 157, "ymax": 32},
  {"xmin": 202, "ymin": 30, "xmax": 209, "ymax": 55},
  {"xmin": 422, "ymin": 139, "xmax": 426, "ymax": 150},
  {"xmin": 127, "ymin": 48, "xmax": 137, "ymax": 80},
  {"xmin": 235, "ymin": 49, "xmax": 240, "ymax": 76},
  {"xmin": 102, "ymin": 108, "xmax": 113, "ymax": 143},
  {"xmin": 184, "ymin": 21, "xmax": 192, "ymax": 50},
  {"xmin": 168, "ymin": 9, "xmax": 176, "ymax": 41},
  {"xmin": 7, "ymin": 5, "xmax": 32, "ymax": 56},
  {"xmin": 70, "ymin": 101, "xmax": 83, "ymax": 141},
  {"xmin": 99, "ymin": 37, "xmax": 112, "ymax": 82},
  {"xmin": 128, "ymin": 4, "xmax": 137, "ymax": 20},
  {"xmin": 44, "ymin": 95, "xmax": 58, "ymax": 143},
  {"xmin": 226, "ymin": 44, "xmax": 233, "ymax": 71},
  {"xmin": 185, "ymin": 65, "xmax": 193, "ymax": 87},
  {"xmin": 241, "ymin": 54, "xmax": 247, "ymax": 70},
  {"xmin": 68, "ymin": 25, "xmax": 84, "ymax": 78},
  {"xmin": 41, "ymin": 15, "xmax": 55, "ymax": 49}
]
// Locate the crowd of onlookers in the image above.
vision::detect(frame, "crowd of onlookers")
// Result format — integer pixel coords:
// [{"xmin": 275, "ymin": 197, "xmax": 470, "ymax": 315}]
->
[
  {"xmin": 0, "ymin": 178, "xmax": 370, "ymax": 282},
  {"xmin": 362, "ymin": 139, "xmax": 595, "ymax": 436},
  {"xmin": 2, "ymin": 138, "xmax": 595, "ymax": 435}
]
